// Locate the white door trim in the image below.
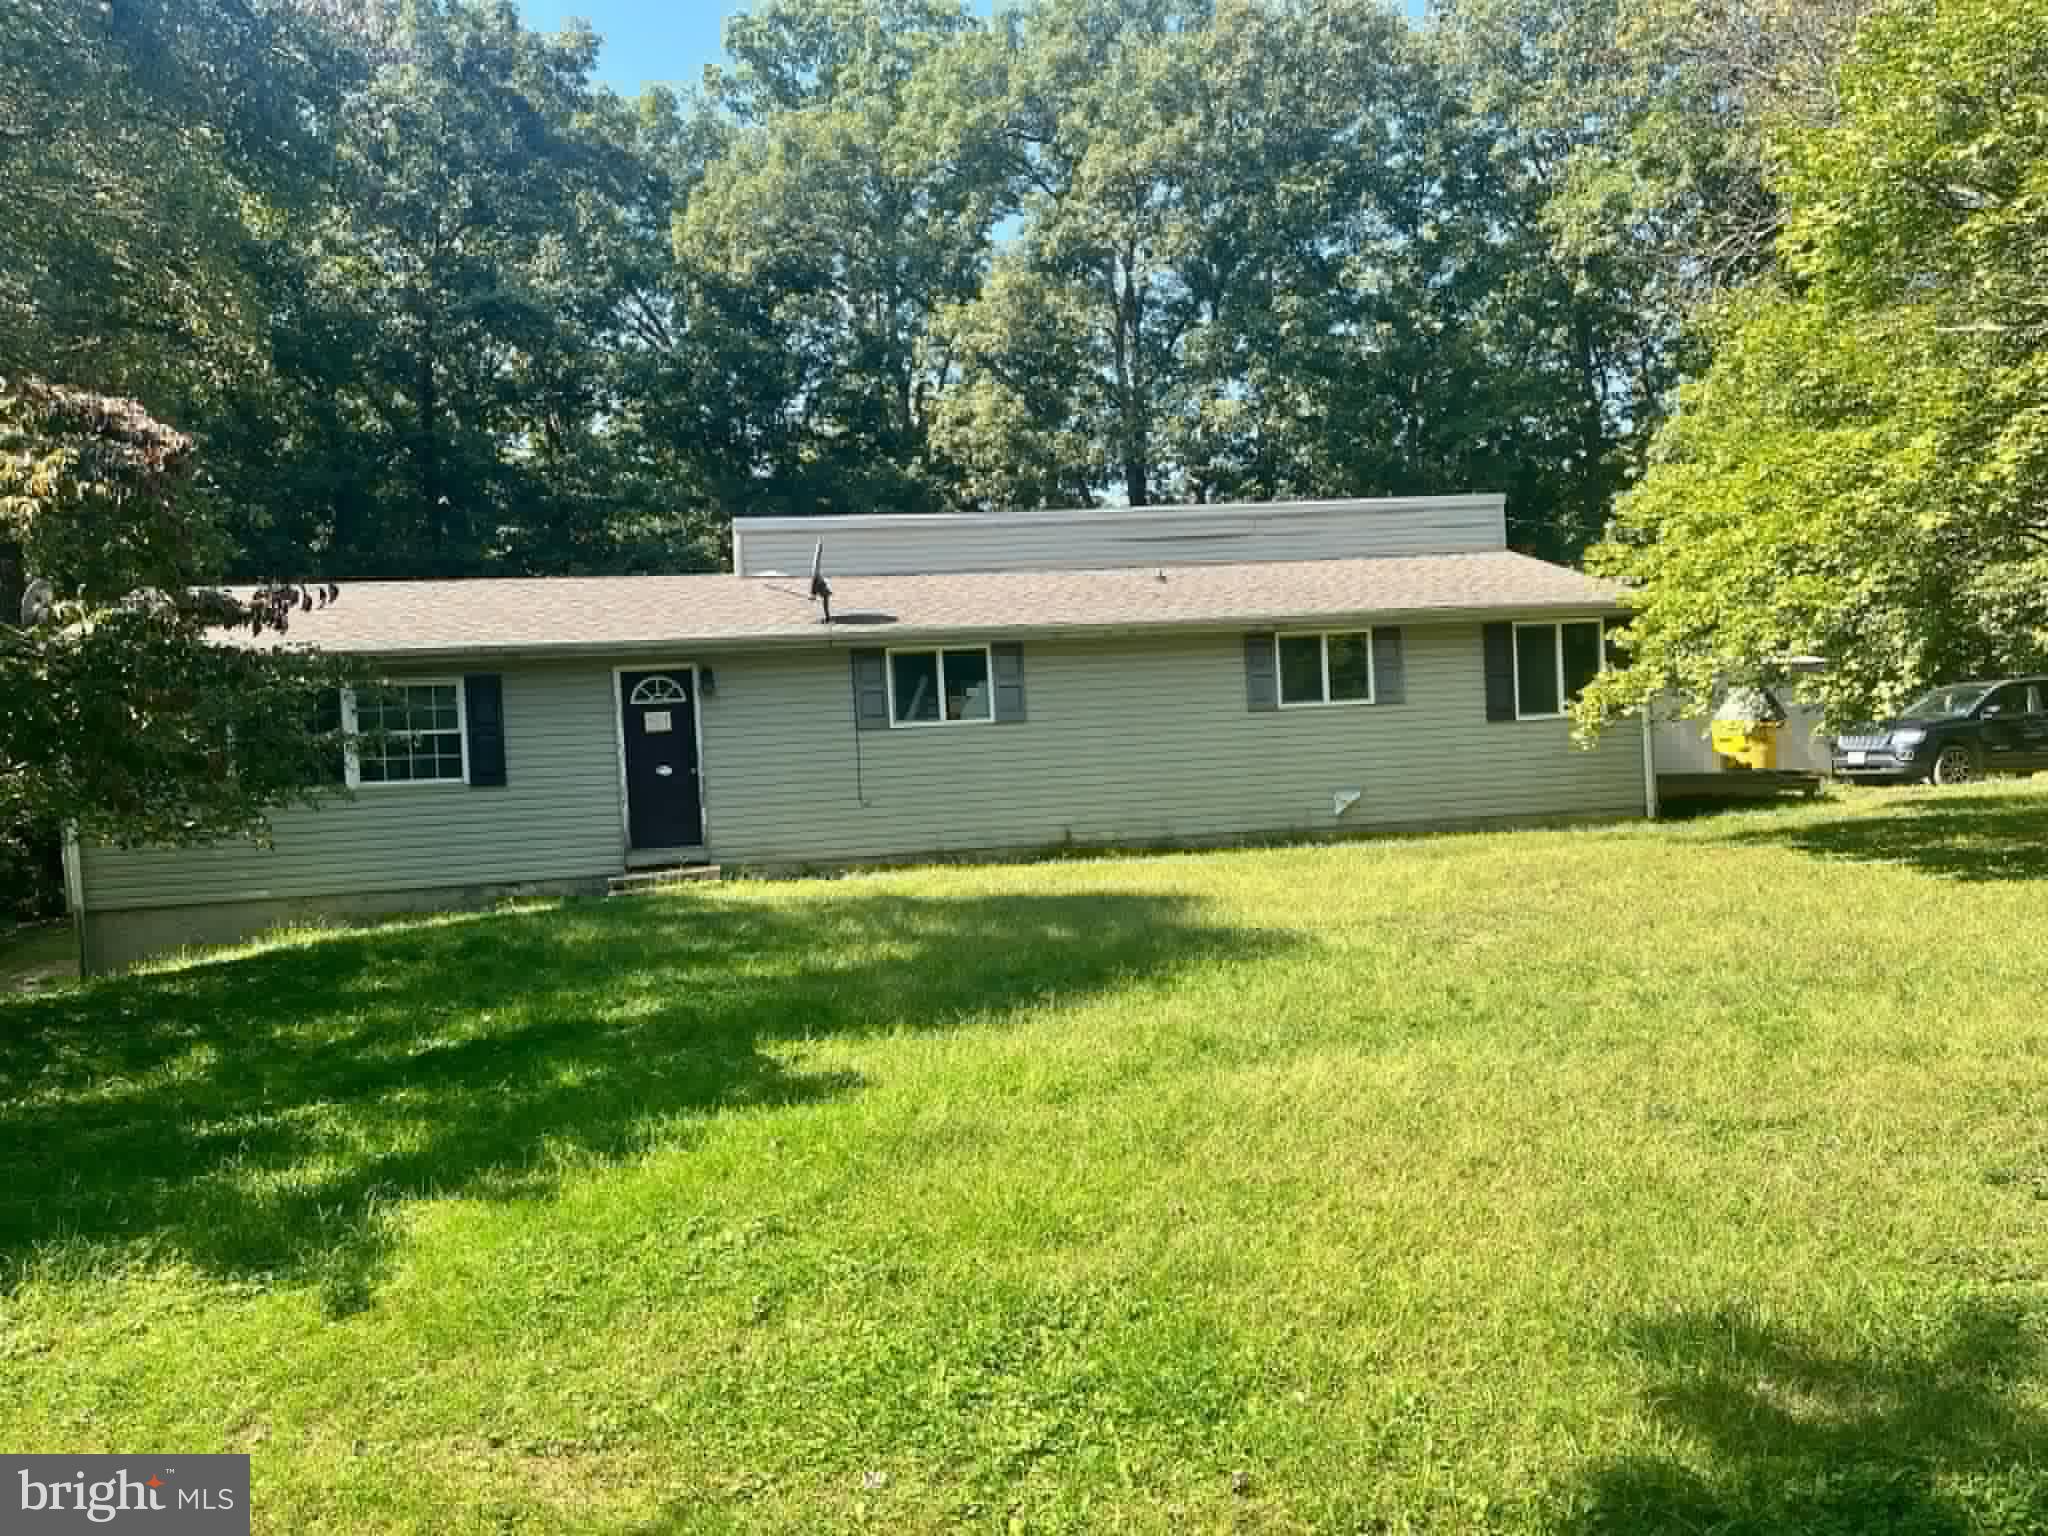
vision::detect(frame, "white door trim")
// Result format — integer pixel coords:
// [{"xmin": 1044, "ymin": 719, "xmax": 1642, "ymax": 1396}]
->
[{"xmin": 610, "ymin": 662, "xmax": 709, "ymax": 855}]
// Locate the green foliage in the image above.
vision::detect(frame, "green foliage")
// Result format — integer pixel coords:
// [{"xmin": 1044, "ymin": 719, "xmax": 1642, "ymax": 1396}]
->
[
  {"xmin": 219, "ymin": 1, "xmax": 678, "ymax": 577},
  {"xmin": 670, "ymin": 0, "xmax": 1003, "ymax": 521},
  {"xmin": 1583, "ymin": 0, "xmax": 2048, "ymax": 729},
  {"xmin": 4, "ymin": 604, "xmax": 359, "ymax": 849},
  {"xmin": 0, "ymin": 0, "xmax": 345, "ymax": 396},
  {"xmin": 1, "ymin": 380, "xmax": 358, "ymax": 849},
  {"xmin": 0, "ymin": 380, "xmax": 227, "ymax": 601},
  {"xmin": 5, "ymin": 0, "xmax": 1790, "ymax": 576}
]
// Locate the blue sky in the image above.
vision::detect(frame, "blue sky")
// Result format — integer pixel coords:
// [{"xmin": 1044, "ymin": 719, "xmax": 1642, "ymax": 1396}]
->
[
  {"xmin": 517, "ymin": 1, "xmax": 1423, "ymax": 97},
  {"xmin": 516, "ymin": 1, "xmax": 996, "ymax": 95}
]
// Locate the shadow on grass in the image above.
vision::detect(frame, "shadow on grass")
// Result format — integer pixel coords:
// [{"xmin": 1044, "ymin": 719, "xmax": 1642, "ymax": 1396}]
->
[
  {"xmin": 1564, "ymin": 1302, "xmax": 2048, "ymax": 1535},
  {"xmin": 0, "ymin": 920, "xmax": 76, "ymax": 995},
  {"xmin": 1714, "ymin": 787, "xmax": 2048, "ymax": 882},
  {"xmin": 0, "ymin": 887, "xmax": 1278, "ymax": 1313}
]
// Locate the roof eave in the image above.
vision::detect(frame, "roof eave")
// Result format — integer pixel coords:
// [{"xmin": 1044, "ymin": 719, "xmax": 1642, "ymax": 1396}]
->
[{"xmin": 295, "ymin": 596, "xmax": 1630, "ymax": 663}]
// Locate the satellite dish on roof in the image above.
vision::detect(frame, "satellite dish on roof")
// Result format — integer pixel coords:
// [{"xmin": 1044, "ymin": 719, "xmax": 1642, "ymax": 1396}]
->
[{"xmin": 809, "ymin": 539, "xmax": 833, "ymax": 624}]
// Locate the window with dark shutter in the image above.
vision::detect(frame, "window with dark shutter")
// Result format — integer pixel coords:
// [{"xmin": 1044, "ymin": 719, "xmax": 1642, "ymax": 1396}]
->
[
  {"xmin": 1245, "ymin": 633, "xmax": 1279, "ymax": 711},
  {"xmin": 464, "ymin": 674, "xmax": 506, "ymax": 787},
  {"xmin": 306, "ymin": 687, "xmax": 346, "ymax": 786},
  {"xmin": 348, "ymin": 681, "xmax": 467, "ymax": 784},
  {"xmin": 1276, "ymin": 630, "xmax": 1376, "ymax": 706},
  {"xmin": 850, "ymin": 649, "xmax": 890, "ymax": 730},
  {"xmin": 1372, "ymin": 627, "xmax": 1405, "ymax": 705},
  {"xmin": 1482, "ymin": 623, "xmax": 1516, "ymax": 721},
  {"xmin": 991, "ymin": 642, "xmax": 1027, "ymax": 723}
]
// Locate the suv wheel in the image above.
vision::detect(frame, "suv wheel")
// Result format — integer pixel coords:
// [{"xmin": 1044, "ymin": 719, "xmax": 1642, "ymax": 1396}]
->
[{"xmin": 1931, "ymin": 743, "xmax": 1977, "ymax": 786}]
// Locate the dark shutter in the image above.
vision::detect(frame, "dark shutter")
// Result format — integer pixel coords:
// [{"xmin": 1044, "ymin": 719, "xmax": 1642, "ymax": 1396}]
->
[
  {"xmin": 1245, "ymin": 633, "xmax": 1278, "ymax": 711},
  {"xmin": 850, "ymin": 649, "xmax": 890, "ymax": 730},
  {"xmin": 464, "ymin": 674, "xmax": 507, "ymax": 786},
  {"xmin": 991, "ymin": 642, "xmax": 1026, "ymax": 723},
  {"xmin": 309, "ymin": 687, "xmax": 346, "ymax": 785},
  {"xmin": 1483, "ymin": 622, "xmax": 1516, "ymax": 722},
  {"xmin": 1372, "ymin": 626, "xmax": 1405, "ymax": 705}
]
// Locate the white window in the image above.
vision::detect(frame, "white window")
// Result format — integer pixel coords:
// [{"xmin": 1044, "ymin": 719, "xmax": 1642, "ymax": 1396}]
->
[
  {"xmin": 342, "ymin": 680, "xmax": 467, "ymax": 786},
  {"xmin": 887, "ymin": 647, "xmax": 993, "ymax": 726},
  {"xmin": 1513, "ymin": 620, "xmax": 1604, "ymax": 720},
  {"xmin": 1277, "ymin": 630, "xmax": 1374, "ymax": 707}
]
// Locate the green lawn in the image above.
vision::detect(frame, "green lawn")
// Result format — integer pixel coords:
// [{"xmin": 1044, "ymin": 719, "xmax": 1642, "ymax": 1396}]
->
[
  {"xmin": 4, "ymin": 784, "xmax": 2046, "ymax": 1534},
  {"xmin": 0, "ymin": 920, "xmax": 75, "ymax": 995}
]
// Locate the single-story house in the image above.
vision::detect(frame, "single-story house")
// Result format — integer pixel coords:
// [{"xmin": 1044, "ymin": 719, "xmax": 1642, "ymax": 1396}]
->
[{"xmin": 65, "ymin": 494, "xmax": 1652, "ymax": 971}]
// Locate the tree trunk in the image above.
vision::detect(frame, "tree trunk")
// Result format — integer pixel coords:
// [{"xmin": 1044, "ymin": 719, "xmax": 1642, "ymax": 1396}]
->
[
  {"xmin": 0, "ymin": 536, "xmax": 24, "ymax": 629},
  {"xmin": 417, "ymin": 328, "xmax": 442, "ymax": 559},
  {"xmin": 1115, "ymin": 244, "xmax": 1151, "ymax": 506},
  {"xmin": 1570, "ymin": 302, "xmax": 1607, "ymax": 554},
  {"xmin": 1122, "ymin": 446, "xmax": 1151, "ymax": 508}
]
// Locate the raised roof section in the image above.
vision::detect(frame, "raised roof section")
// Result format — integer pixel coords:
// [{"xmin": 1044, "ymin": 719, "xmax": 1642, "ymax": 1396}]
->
[{"xmin": 732, "ymin": 494, "xmax": 1507, "ymax": 578}]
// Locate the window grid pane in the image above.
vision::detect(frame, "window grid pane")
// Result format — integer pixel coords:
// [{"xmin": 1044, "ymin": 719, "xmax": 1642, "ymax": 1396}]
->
[
  {"xmin": 1561, "ymin": 622, "xmax": 1603, "ymax": 704},
  {"xmin": 1327, "ymin": 632, "xmax": 1373, "ymax": 702},
  {"xmin": 356, "ymin": 683, "xmax": 464, "ymax": 783},
  {"xmin": 1516, "ymin": 626, "xmax": 1561, "ymax": 717},
  {"xmin": 942, "ymin": 649, "xmax": 991, "ymax": 720},
  {"xmin": 1278, "ymin": 635, "xmax": 1325, "ymax": 704},
  {"xmin": 891, "ymin": 652, "xmax": 941, "ymax": 722}
]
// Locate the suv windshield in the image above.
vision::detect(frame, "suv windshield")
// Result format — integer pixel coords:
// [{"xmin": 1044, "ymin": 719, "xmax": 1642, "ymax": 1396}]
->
[{"xmin": 1901, "ymin": 683, "xmax": 1994, "ymax": 719}]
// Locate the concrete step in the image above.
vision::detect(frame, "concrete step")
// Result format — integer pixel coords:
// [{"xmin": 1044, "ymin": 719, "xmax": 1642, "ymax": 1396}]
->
[{"xmin": 607, "ymin": 864, "xmax": 722, "ymax": 897}]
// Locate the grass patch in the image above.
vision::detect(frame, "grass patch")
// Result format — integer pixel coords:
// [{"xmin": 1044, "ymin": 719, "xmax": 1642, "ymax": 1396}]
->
[
  {"xmin": 3, "ymin": 782, "xmax": 2046, "ymax": 1532},
  {"xmin": 0, "ymin": 920, "xmax": 75, "ymax": 995}
]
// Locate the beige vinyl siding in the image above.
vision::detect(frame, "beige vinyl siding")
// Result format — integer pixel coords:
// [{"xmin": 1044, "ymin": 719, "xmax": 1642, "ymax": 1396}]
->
[
  {"xmin": 80, "ymin": 626, "xmax": 1642, "ymax": 918},
  {"xmin": 698, "ymin": 623, "xmax": 1643, "ymax": 865},
  {"xmin": 79, "ymin": 662, "xmax": 624, "ymax": 911},
  {"xmin": 734, "ymin": 496, "xmax": 1506, "ymax": 577}
]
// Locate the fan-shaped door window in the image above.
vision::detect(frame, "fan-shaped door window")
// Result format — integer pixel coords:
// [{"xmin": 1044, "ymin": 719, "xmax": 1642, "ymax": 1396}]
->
[{"xmin": 628, "ymin": 675, "xmax": 690, "ymax": 706}]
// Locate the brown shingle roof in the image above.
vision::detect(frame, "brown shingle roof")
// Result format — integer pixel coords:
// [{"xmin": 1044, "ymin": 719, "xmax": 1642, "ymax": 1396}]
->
[{"xmin": 242, "ymin": 551, "xmax": 1624, "ymax": 658}]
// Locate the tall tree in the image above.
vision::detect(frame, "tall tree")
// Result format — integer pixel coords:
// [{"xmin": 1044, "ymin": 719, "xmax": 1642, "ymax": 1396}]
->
[
  {"xmin": 1581, "ymin": 0, "xmax": 2048, "ymax": 728},
  {"xmin": 218, "ymin": 0, "xmax": 653, "ymax": 578},
  {"xmin": 672, "ymin": 0, "xmax": 1006, "ymax": 520},
  {"xmin": 931, "ymin": 0, "xmax": 1437, "ymax": 510},
  {"xmin": 0, "ymin": 0, "xmax": 356, "ymax": 409},
  {"xmin": 2, "ymin": 380, "xmax": 356, "ymax": 852},
  {"xmin": 928, "ymin": 0, "xmax": 1206, "ymax": 509},
  {"xmin": 11, "ymin": 0, "xmax": 1912, "ymax": 612},
  {"xmin": 1427, "ymin": 0, "xmax": 1878, "ymax": 556}
]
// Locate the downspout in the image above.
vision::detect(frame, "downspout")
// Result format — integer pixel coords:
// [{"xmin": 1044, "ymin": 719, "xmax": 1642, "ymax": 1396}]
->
[
  {"xmin": 61, "ymin": 821, "xmax": 88, "ymax": 976},
  {"xmin": 1639, "ymin": 709, "xmax": 1660, "ymax": 820}
]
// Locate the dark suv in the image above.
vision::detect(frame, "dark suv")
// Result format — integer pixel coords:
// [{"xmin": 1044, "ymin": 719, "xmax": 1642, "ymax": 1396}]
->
[{"xmin": 1832, "ymin": 677, "xmax": 2048, "ymax": 786}]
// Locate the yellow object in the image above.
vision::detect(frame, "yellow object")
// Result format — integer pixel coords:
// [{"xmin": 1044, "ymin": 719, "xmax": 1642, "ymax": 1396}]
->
[{"xmin": 1711, "ymin": 718, "xmax": 1780, "ymax": 770}]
